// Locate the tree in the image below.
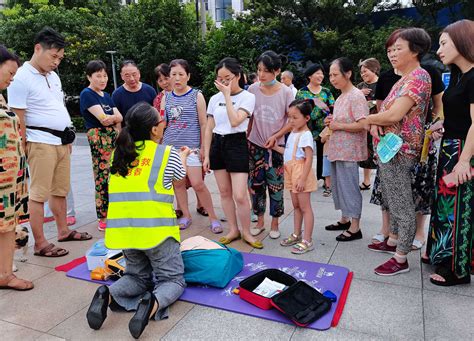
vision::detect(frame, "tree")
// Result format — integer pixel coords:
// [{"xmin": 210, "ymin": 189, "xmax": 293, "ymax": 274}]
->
[{"xmin": 105, "ymin": 0, "xmax": 201, "ymax": 87}]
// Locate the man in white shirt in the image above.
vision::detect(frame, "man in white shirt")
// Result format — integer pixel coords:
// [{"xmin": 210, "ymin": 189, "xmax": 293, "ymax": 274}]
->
[
  {"xmin": 281, "ymin": 70, "xmax": 298, "ymax": 98},
  {"xmin": 8, "ymin": 27, "xmax": 91, "ymax": 258}
]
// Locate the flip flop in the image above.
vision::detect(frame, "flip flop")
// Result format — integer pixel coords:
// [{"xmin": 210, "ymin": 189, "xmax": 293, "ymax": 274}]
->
[
  {"xmin": 34, "ymin": 243, "xmax": 69, "ymax": 257},
  {"xmin": 359, "ymin": 182, "xmax": 371, "ymax": 190},
  {"xmin": 178, "ymin": 217, "xmax": 192, "ymax": 230},
  {"xmin": 58, "ymin": 230, "xmax": 93, "ymax": 242}
]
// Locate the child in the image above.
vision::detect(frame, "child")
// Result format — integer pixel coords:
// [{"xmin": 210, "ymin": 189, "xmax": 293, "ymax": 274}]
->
[
  {"xmin": 320, "ymin": 127, "xmax": 332, "ymax": 196},
  {"xmin": 280, "ymin": 99, "xmax": 318, "ymax": 254},
  {"xmin": 86, "ymin": 102, "xmax": 190, "ymax": 339}
]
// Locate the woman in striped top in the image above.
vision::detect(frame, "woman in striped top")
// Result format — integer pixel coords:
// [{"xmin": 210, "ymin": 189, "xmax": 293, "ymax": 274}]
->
[{"xmin": 161, "ymin": 59, "xmax": 222, "ymax": 232}]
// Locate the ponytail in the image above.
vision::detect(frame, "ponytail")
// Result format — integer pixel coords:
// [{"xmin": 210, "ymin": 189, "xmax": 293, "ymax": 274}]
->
[
  {"xmin": 110, "ymin": 102, "xmax": 159, "ymax": 177},
  {"xmin": 110, "ymin": 126, "xmax": 140, "ymax": 177}
]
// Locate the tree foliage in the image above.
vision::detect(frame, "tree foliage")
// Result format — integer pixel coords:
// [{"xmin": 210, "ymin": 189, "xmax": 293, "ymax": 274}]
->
[{"xmin": 0, "ymin": 0, "xmax": 465, "ymax": 104}]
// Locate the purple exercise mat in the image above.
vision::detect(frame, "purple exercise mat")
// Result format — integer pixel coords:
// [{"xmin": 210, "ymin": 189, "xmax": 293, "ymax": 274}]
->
[{"xmin": 67, "ymin": 252, "xmax": 349, "ymax": 330}]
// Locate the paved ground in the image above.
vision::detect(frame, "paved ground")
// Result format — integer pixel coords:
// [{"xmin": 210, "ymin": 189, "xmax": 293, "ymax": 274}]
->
[{"xmin": 1, "ymin": 134, "xmax": 473, "ymax": 340}]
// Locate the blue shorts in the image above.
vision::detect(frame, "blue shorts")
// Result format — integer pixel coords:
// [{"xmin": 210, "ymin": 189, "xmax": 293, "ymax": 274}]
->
[{"xmin": 322, "ymin": 155, "xmax": 331, "ymax": 177}]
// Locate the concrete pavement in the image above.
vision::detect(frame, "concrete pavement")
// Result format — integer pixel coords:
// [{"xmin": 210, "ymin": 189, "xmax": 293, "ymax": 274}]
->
[{"xmin": 1, "ymin": 134, "xmax": 473, "ymax": 340}]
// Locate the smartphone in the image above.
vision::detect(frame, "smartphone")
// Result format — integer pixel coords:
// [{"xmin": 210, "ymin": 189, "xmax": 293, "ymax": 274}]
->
[{"xmin": 442, "ymin": 167, "xmax": 474, "ymax": 188}]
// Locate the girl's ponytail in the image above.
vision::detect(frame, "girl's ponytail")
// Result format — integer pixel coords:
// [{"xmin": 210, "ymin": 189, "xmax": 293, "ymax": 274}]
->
[
  {"xmin": 110, "ymin": 102, "xmax": 159, "ymax": 177},
  {"xmin": 111, "ymin": 126, "xmax": 139, "ymax": 177}
]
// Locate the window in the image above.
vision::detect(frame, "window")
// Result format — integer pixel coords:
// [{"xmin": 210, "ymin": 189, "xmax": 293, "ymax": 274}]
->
[{"xmin": 215, "ymin": 0, "xmax": 232, "ymax": 21}]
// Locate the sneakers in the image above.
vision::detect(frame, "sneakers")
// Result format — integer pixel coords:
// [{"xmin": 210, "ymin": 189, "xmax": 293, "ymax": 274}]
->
[
  {"xmin": 67, "ymin": 216, "xmax": 76, "ymax": 226},
  {"xmin": 98, "ymin": 220, "xmax": 107, "ymax": 232},
  {"xmin": 374, "ymin": 258, "xmax": 409, "ymax": 276},
  {"xmin": 368, "ymin": 240, "xmax": 396, "ymax": 254},
  {"xmin": 44, "ymin": 216, "xmax": 55, "ymax": 223}
]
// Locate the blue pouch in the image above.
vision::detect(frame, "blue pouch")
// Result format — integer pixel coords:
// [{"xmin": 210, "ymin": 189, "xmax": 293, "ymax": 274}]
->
[
  {"xmin": 182, "ymin": 241, "xmax": 243, "ymax": 288},
  {"xmin": 376, "ymin": 133, "xmax": 403, "ymax": 163}
]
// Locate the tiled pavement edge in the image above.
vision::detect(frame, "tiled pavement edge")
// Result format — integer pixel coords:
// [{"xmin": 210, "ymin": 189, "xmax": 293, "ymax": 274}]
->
[{"xmin": 1, "ymin": 134, "xmax": 472, "ymax": 341}]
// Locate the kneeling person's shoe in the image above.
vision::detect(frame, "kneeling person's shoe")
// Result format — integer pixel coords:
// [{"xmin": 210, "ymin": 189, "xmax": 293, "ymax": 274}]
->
[
  {"xmin": 129, "ymin": 291, "xmax": 156, "ymax": 339},
  {"xmin": 86, "ymin": 285, "xmax": 109, "ymax": 330}
]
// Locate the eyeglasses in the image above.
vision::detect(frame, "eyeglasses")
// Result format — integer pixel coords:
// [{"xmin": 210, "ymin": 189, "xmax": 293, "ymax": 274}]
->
[{"xmin": 216, "ymin": 76, "xmax": 235, "ymax": 85}]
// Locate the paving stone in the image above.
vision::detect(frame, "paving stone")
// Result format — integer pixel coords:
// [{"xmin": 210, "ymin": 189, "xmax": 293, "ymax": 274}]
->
[
  {"xmin": 0, "ymin": 272, "xmax": 97, "ymax": 332},
  {"xmin": 0, "ymin": 320, "xmax": 43, "ymax": 340},
  {"xmin": 292, "ymin": 326, "xmax": 384, "ymax": 341},
  {"xmin": 423, "ymin": 289, "xmax": 474, "ymax": 340},
  {"xmin": 49, "ymin": 301, "xmax": 194, "ymax": 341},
  {"xmin": 162, "ymin": 306, "xmax": 295, "ymax": 341},
  {"xmin": 336, "ymin": 278, "xmax": 424, "ymax": 340}
]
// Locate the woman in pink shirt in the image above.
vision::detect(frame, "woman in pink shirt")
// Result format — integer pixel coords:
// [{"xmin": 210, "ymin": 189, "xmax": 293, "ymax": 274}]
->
[{"xmin": 324, "ymin": 57, "xmax": 368, "ymax": 242}]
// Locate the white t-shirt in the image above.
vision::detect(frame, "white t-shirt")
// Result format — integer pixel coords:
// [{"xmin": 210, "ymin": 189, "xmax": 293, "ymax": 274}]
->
[
  {"xmin": 289, "ymin": 84, "xmax": 297, "ymax": 99},
  {"xmin": 8, "ymin": 62, "xmax": 72, "ymax": 145},
  {"xmin": 284, "ymin": 131, "xmax": 314, "ymax": 163},
  {"xmin": 207, "ymin": 90, "xmax": 255, "ymax": 135}
]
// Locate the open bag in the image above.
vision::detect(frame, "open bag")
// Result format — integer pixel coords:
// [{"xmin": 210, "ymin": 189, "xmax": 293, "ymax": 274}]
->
[{"xmin": 238, "ymin": 269, "xmax": 332, "ymax": 327}]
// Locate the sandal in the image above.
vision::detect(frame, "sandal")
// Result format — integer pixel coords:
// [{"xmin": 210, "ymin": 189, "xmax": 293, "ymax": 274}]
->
[
  {"xmin": 178, "ymin": 217, "xmax": 192, "ymax": 230},
  {"xmin": 421, "ymin": 256, "xmax": 431, "ymax": 265},
  {"xmin": 58, "ymin": 230, "xmax": 93, "ymax": 242},
  {"xmin": 280, "ymin": 233, "xmax": 301, "ymax": 247},
  {"xmin": 34, "ymin": 243, "xmax": 69, "ymax": 257},
  {"xmin": 0, "ymin": 274, "xmax": 34, "ymax": 291},
  {"xmin": 175, "ymin": 209, "xmax": 183, "ymax": 219},
  {"xmin": 411, "ymin": 239, "xmax": 425, "ymax": 250},
  {"xmin": 210, "ymin": 220, "xmax": 223, "ymax": 234},
  {"xmin": 196, "ymin": 206, "xmax": 209, "ymax": 217},
  {"xmin": 292, "ymin": 240, "xmax": 314, "ymax": 254},
  {"xmin": 430, "ymin": 266, "xmax": 471, "ymax": 287},
  {"xmin": 371, "ymin": 233, "xmax": 387, "ymax": 244},
  {"xmin": 359, "ymin": 182, "xmax": 371, "ymax": 190},
  {"xmin": 322, "ymin": 189, "xmax": 332, "ymax": 197}
]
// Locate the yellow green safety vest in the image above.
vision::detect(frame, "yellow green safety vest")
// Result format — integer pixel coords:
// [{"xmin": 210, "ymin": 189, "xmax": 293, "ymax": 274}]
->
[{"xmin": 105, "ymin": 140, "xmax": 180, "ymax": 250}]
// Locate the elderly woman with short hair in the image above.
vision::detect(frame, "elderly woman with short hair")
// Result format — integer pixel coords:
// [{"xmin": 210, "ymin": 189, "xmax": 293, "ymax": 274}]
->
[{"xmin": 366, "ymin": 28, "xmax": 432, "ymax": 276}]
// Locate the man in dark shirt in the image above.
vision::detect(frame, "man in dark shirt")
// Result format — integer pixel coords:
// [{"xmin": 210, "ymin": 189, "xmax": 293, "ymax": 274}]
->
[{"xmin": 112, "ymin": 60, "xmax": 157, "ymax": 123}]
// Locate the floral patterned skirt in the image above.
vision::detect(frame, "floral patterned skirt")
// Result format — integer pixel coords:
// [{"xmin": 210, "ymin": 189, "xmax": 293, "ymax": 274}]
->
[{"xmin": 426, "ymin": 138, "xmax": 474, "ymax": 277}]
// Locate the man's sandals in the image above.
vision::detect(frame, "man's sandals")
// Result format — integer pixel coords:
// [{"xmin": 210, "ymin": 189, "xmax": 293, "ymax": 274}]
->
[
  {"xmin": 34, "ymin": 243, "xmax": 69, "ymax": 257},
  {"xmin": 58, "ymin": 230, "xmax": 92, "ymax": 242}
]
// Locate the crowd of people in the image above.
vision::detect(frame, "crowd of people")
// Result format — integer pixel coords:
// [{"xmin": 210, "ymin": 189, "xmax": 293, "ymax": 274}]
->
[{"xmin": 0, "ymin": 19, "xmax": 473, "ymax": 338}]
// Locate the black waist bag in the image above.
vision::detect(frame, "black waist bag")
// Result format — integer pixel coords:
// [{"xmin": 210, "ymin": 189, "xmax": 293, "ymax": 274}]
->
[
  {"xmin": 27, "ymin": 125, "xmax": 76, "ymax": 145},
  {"xmin": 270, "ymin": 281, "xmax": 332, "ymax": 327}
]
